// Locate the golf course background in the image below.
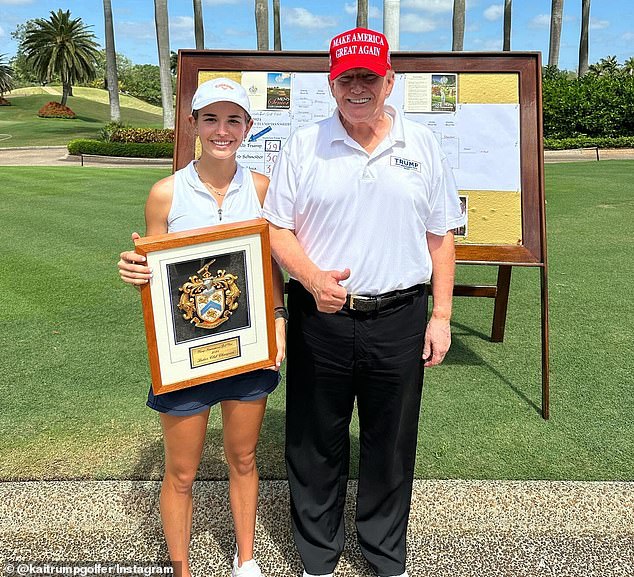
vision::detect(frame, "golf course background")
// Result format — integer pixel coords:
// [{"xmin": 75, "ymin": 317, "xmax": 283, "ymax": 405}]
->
[{"xmin": 1, "ymin": 160, "xmax": 632, "ymax": 482}]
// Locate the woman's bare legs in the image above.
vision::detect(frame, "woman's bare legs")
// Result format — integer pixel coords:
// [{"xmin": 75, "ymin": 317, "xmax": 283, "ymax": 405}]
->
[
  {"xmin": 221, "ymin": 397, "xmax": 267, "ymax": 566},
  {"xmin": 159, "ymin": 409, "xmax": 210, "ymax": 577}
]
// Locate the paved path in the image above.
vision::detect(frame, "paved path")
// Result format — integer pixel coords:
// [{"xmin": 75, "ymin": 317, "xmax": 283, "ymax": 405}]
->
[
  {"xmin": 0, "ymin": 146, "xmax": 172, "ymax": 168},
  {"xmin": 1, "ymin": 146, "xmax": 634, "ymax": 168},
  {"xmin": 1, "ymin": 480, "xmax": 632, "ymax": 577}
]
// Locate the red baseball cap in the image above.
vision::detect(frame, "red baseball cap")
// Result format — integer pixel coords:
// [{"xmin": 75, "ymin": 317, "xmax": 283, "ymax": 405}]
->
[{"xmin": 329, "ymin": 27, "xmax": 391, "ymax": 80}]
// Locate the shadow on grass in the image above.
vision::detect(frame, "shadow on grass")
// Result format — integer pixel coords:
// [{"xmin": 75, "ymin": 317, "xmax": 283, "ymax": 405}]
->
[
  {"xmin": 448, "ymin": 322, "xmax": 541, "ymax": 415},
  {"xmin": 74, "ymin": 116, "xmax": 103, "ymax": 124}
]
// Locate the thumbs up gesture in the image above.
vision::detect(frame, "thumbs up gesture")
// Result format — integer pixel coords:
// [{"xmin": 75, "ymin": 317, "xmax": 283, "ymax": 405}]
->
[{"xmin": 308, "ymin": 268, "xmax": 351, "ymax": 313}]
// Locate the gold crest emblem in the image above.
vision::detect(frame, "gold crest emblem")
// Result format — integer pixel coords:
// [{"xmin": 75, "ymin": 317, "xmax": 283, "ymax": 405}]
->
[{"xmin": 178, "ymin": 260, "xmax": 241, "ymax": 329}]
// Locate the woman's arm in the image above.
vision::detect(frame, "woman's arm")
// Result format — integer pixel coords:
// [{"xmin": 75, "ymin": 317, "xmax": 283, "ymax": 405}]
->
[
  {"xmin": 117, "ymin": 175, "xmax": 174, "ymax": 287},
  {"xmin": 254, "ymin": 171, "xmax": 287, "ymax": 369}
]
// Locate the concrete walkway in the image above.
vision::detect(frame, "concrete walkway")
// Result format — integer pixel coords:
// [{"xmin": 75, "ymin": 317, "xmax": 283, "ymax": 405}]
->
[
  {"xmin": 0, "ymin": 146, "xmax": 172, "ymax": 168},
  {"xmin": 1, "ymin": 146, "xmax": 634, "ymax": 168},
  {"xmin": 1, "ymin": 480, "xmax": 632, "ymax": 577}
]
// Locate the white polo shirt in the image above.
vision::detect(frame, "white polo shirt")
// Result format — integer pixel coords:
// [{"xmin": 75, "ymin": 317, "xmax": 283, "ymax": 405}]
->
[{"xmin": 263, "ymin": 105, "xmax": 466, "ymax": 295}]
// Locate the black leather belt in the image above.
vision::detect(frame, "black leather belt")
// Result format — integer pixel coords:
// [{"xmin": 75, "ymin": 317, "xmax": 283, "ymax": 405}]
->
[{"xmin": 343, "ymin": 285, "xmax": 425, "ymax": 313}]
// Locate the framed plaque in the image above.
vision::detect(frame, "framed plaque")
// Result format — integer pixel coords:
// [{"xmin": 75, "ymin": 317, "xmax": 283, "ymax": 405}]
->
[{"xmin": 135, "ymin": 218, "xmax": 276, "ymax": 395}]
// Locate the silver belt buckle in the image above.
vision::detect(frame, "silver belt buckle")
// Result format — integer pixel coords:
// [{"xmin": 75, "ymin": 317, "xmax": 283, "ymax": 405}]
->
[{"xmin": 349, "ymin": 294, "xmax": 371, "ymax": 311}]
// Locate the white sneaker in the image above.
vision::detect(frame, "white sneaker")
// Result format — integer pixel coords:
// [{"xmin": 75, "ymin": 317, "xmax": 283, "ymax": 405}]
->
[
  {"xmin": 232, "ymin": 550, "xmax": 263, "ymax": 577},
  {"xmin": 302, "ymin": 572, "xmax": 334, "ymax": 577}
]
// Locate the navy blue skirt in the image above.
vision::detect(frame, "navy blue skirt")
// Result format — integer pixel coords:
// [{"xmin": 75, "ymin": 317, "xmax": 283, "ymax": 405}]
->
[{"xmin": 147, "ymin": 369, "xmax": 280, "ymax": 415}]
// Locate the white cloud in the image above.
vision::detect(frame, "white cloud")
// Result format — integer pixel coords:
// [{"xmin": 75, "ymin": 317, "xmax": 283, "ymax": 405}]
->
[
  {"xmin": 0, "ymin": 24, "xmax": 5, "ymax": 38},
  {"xmin": 400, "ymin": 13, "xmax": 438, "ymax": 33},
  {"xmin": 590, "ymin": 18, "xmax": 609, "ymax": 30},
  {"xmin": 0, "ymin": 0, "xmax": 34, "ymax": 5},
  {"xmin": 471, "ymin": 37, "xmax": 502, "ymax": 50},
  {"xmin": 116, "ymin": 21, "xmax": 155, "ymax": 42},
  {"xmin": 622, "ymin": 32, "xmax": 634, "ymax": 41},
  {"xmin": 401, "ymin": 0, "xmax": 453, "ymax": 13},
  {"xmin": 224, "ymin": 27, "xmax": 251, "ymax": 38},
  {"xmin": 170, "ymin": 15, "xmax": 195, "ymax": 42},
  {"xmin": 484, "ymin": 4, "xmax": 503, "ymax": 22},
  {"xmin": 529, "ymin": 14, "xmax": 550, "ymax": 29},
  {"xmin": 344, "ymin": 2, "xmax": 380, "ymax": 19},
  {"xmin": 284, "ymin": 8, "xmax": 337, "ymax": 29}
]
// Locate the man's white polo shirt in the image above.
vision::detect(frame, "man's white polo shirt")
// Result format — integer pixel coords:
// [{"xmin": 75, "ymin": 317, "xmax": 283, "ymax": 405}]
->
[{"xmin": 263, "ymin": 105, "xmax": 466, "ymax": 295}]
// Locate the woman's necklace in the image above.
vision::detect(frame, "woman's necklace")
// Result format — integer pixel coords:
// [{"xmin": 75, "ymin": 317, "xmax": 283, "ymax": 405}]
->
[{"xmin": 194, "ymin": 161, "xmax": 231, "ymax": 196}]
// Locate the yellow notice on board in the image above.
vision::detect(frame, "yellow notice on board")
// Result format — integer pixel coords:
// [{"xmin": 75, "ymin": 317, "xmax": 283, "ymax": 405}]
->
[
  {"xmin": 455, "ymin": 190, "xmax": 522, "ymax": 245},
  {"xmin": 198, "ymin": 70, "xmax": 242, "ymax": 85},
  {"xmin": 458, "ymin": 74, "xmax": 519, "ymax": 104}
]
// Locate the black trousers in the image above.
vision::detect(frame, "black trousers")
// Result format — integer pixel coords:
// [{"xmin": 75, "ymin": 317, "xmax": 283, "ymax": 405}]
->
[{"xmin": 286, "ymin": 280, "xmax": 428, "ymax": 576}]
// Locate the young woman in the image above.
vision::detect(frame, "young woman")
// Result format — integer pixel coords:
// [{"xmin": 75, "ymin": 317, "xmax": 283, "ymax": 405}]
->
[{"xmin": 117, "ymin": 78, "xmax": 287, "ymax": 577}]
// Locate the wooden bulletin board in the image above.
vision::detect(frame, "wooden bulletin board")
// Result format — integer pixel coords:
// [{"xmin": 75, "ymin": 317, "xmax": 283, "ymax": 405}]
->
[{"xmin": 174, "ymin": 50, "xmax": 550, "ymax": 418}]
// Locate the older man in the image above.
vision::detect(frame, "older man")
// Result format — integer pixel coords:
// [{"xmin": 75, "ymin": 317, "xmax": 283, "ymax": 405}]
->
[{"xmin": 263, "ymin": 28, "xmax": 465, "ymax": 577}]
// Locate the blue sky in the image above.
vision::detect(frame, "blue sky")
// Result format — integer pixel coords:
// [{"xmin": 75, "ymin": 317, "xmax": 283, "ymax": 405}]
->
[{"xmin": 0, "ymin": 0, "xmax": 632, "ymax": 72}]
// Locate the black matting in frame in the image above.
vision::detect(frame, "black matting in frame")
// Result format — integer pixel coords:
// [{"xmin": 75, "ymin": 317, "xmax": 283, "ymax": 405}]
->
[{"xmin": 166, "ymin": 250, "xmax": 251, "ymax": 345}]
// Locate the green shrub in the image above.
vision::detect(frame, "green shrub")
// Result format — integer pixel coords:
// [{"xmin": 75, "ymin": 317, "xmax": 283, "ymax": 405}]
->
[
  {"xmin": 38, "ymin": 101, "xmax": 76, "ymax": 118},
  {"xmin": 542, "ymin": 65, "xmax": 634, "ymax": 139},
  {"xmin": 67, "ymin": 139, "xmax": 173, "ymax": 158},
  {"xmin": 98, "ymin": 121, "xmax": 128, "ymax": 142},
  {"xmin": 544, "ymin": 136, "xmax": 634, "ymax": 150}
]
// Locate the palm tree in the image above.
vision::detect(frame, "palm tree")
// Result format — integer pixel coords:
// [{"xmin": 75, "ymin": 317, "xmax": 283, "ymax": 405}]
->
[
  {"xmin": 0, "ymin": 54, "xmax": 14, "ymax": 98},
  {"xmin": 193, "ymin": 0, "xmax": 204, "ymax": 49},
  {"xmin": 548, "ymin": 0, "xmax": 564, "ymax": 68},
  {"xmin": 452, "ymin": 0, "xmax": 465, "ymax": 51},
  {"xmin": 22, "ymin": 9, "xmax": 100, "ymax": 106},
  {"xmin": 383, "ymin": 0, "xmax": 400, "ymax": 50},
  {"xmin": 255, "ymin": 0, "xmax": 269, "ymax": 51},
  {"xmin": 588, "ymin": 55, "xmax": 619, "ymax": 76},
  {"xmin": 154, "ymin": 0, "xmax": 175, "ymax": 128},
  {"xmin": 624, "ymin": 57, "xmax": 634, "ymax": 77},
  {"xmin": 103, "ymin": 0, "xmax": 121, "ymax": 122},
  {"xmin": 578, "ymin": 0, "xmax": 591, "ymax": 76},
  {"xmin": 357, "ymin": 0, "xmax": 368, "ymax": 28},
  {"xmin": 273, "ymin": 0, "xmax": 281, "ymax": 50},
  {"xmin": 503, "ymin": 0, "xmax": 512, "ymax": 51}
]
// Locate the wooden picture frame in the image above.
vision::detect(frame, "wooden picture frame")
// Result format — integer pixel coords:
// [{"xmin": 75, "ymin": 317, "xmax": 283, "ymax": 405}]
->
[{"xmin": 135, "ymin": 218, "xmax": 276, "ymax": 395}]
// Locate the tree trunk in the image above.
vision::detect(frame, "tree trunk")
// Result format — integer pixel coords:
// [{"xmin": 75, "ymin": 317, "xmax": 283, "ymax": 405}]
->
[
  {"xmin": 273, "ymin": 0, "xmax": 281, "ymax": 50},
  {"xmin": 154, "ymin": 0, "xmax": 175, "ymax": 128},
  {"xmin": 357, "ymin": 0, "xmax": 368, "ymax": 28},
  {"xmin": 61, "ymin": 81, "xmax": 71, "ymax": 107},
  {"xmin": 578, "ymin": 0, "xmax": 590, "ymax": 76},
  {"xmin": 452, "ymin": 0, "xmax": 465, "ymax": 51},
  {"xmin": 103, "ymin": 0, "xmax": 121, "ymax": 122},
  {"xmin": 193, "ymin": 0, "xmax": 204, "ymax": 50},
  {"xmin": 255, "ymin": 0, "xmax": 269, "ymax": 51},
  {"xmin": 548, "ymin": 0, "xmax": 564, "ymax": 68},
  {"xmin": 383, "ymin": 0, "xmax": 400, "ymax": 50},
  {"xmin": 503, "ymin": 0, "xmax": 512, "ymax": 51}
]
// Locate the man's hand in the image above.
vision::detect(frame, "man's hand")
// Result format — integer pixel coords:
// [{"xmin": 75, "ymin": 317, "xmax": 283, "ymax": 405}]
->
[
  {"xmin": 118, "ymin": 232, "xmax": 152, "ymax": 286},
  {"xmin": 422, "ymin": 316, "xmax": 451, "ymax": 367},
  {"xmin": 307, "ymin": 268, "xmax": 350, "ymax": 313}
]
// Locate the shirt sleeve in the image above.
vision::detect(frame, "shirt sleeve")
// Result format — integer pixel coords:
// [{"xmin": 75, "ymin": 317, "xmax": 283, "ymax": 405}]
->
[
  {"xmin": 425, "ymin": 147, "xmax": 466, "ymax": 236},
  {"xmin": 262, "ymin": 134, "xmax": 298, "ymax": 230}
]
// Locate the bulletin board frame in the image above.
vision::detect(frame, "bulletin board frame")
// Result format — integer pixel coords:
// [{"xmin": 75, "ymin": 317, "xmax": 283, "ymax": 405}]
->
[{"xmin": 174, "ymin": 50, "xmax": 550, "ymax": 419}]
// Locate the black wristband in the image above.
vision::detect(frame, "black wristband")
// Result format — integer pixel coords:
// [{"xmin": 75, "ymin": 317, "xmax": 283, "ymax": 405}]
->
[{"xmin": 274, "ymin": 306, "xmax": 289, "ymax": 321}]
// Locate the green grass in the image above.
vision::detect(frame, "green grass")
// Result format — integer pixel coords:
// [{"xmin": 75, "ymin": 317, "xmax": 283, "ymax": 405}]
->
[
  {"xmin": 0, "ymin": 162, "xmax": 632, "ymax": 481},
  {"xmin": 0, "ymin": 93, "xmax": 163, "ymax": 148},
  {"xmin": 7, "ymin": 86, "xmax": 163, "ymax": 115}
]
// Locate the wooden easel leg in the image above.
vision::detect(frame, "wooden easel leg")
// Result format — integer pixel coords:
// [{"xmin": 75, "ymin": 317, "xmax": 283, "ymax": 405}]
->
[
  {"xmin": 491, "ymin": 265, "xmax": 512, "ymax": 342},
  {"xmin": 541, "ymin": 265, "xmax": 550, "ymax": 420}
]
